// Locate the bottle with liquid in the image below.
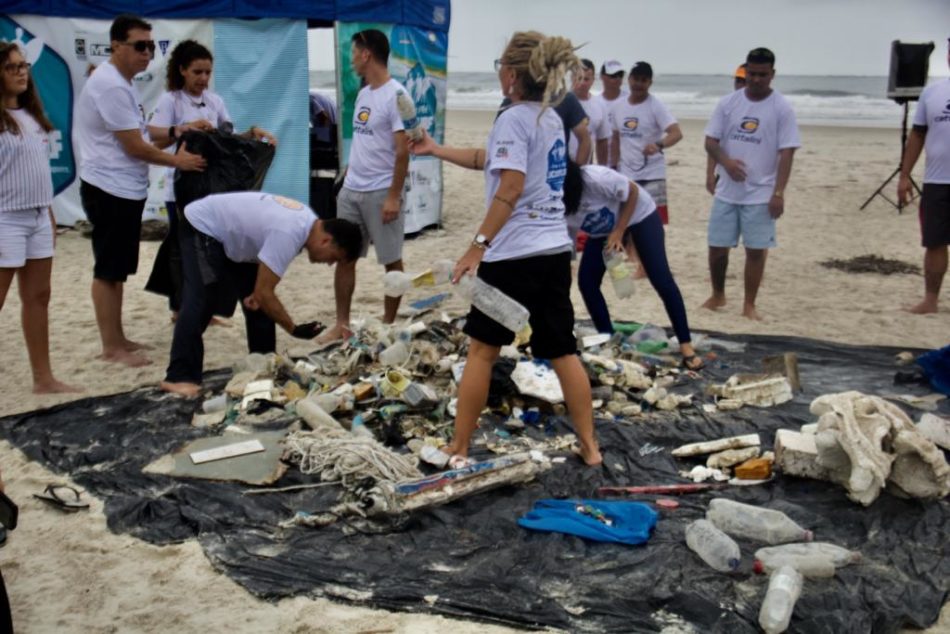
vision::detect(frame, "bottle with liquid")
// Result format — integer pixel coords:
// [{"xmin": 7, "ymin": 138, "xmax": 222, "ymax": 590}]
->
[
  {"xmin": 685, "ymin": 519, "xmax": 741, "ymax": 572},
  {"xmin": 706, "ymin": 498, "xmax": 814, "ymax": 545},
  {"xmin": 395, "ymin": 90, "xmax": 423, "ymax": 142},
  {"xmin": 758, "ymin": 565, "xmax": 804, "ymax": 634},
  {"xmin": 455, "ymin": 275, "xmax": 530, "ymax": 333},
  {"xmin": 603, "ymin": 249, "xmax": 636, "ymax": 299}
]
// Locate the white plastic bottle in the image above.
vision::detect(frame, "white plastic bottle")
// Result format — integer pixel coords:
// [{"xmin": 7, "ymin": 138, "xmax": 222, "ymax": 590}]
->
[
  {"xmin": 383, "ymin": 271, "xmax": 413, "ymax": 298},
  {"xmin": 758, "ymin": 565, "xmax": 804, "ymax": 634},
  {"xmin": 754, "ymin": 554, "xmax": 835, "ymax": 579},
  {"xmin": 685, "ymin": 519, "xmax": 741, "ymax": 572},
  {"xmin": 603, "ymin": 249, "xmax": 636, "ymax": 299},
  {"xmin": 395, "ymin": 90, "xmax": 423, "ymax": 141},
  {"xmin": 455, "ymin": 276, "xmax": 530, "ymax": 333},
  {"xmin": 706, "ymin": 498, "xmax": 814, "ymax": 544},
  {"xmin": 755, "ymin": 543, "xmax": 860, "ymax": 569}
]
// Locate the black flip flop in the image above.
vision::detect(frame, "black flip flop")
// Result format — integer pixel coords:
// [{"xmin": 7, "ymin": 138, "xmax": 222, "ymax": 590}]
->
[
  {"xmin": 33, "ymin": 485, "xmax": 89, "ymax": 512},
  {"xmin": 682, "ymin": 355, "xmax": 706, "ymax": 371}
]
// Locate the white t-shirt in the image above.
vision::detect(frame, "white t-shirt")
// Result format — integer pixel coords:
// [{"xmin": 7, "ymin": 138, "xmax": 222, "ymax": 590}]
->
[
  {"xmin": 483, "ymin": 103, "xmax": 571, "ymax": 262},
  {"xmin": 705, "ymin": 89, "xmax": 801, "ymax": 205},
  {"xmin": 76, "ymin": 61, "xmax": 149, "ymax": 200},
  {"xmin": 566, "ymin": 165, "xmax": 656, "ymax": 238},
  {"xmin": 185, "ymin": 192, "xmax": 316, "ymax": 278},
  {"xmin": 912, "ymin": 79, "xmax": 950, "ymax": 184},
  {"xmin": 343, "ymin": 78, "xmax": 405, "ymax": 192},
  {"xmin": 596, "ymin": 92, "xmax": 626, "ymax": 164},
  {"xmin": 612, "ymin": 94, "xmax": 677, "ymax": 181},
  {"xmin": 570, "ymin": 95, "xmax": 609, "ymax": 164},
  {"xmin": 150, "ymin": 90, "xmax": 232, "ymax": 202},
  {"xmin": 0, "ymin": 108, "xmax": 54, "ymax": 212}
]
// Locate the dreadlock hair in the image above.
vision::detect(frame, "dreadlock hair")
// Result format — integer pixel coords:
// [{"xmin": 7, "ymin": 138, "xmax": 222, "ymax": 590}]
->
[
  {"xmin": 499, "ymin": 31, "xmax": 579, "ymax": 115},
  {"xmin": 0, "ymin": 42, "xmax": 54, "ymax": 135}
]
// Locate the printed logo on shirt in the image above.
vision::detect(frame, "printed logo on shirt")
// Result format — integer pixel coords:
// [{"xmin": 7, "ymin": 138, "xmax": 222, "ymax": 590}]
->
[
  {"xmin": 271, "ymin": 195, "xmax": 305, "ymax": 210},
  {"xmin": 738, "ymin": 117, "xmax": 759, "ymax": 133},
  {"xmin": 623, "ymin": 118, "xmax": 639, "ymax": 130},
  {"xmin": 495, "ymin": 145, "xmax": 508, "ymax": 159},
  {"xmin": 353, "ymin": 106, "xmax": 374, "ymax": 136},
  {"xmin": 936, "ymin": 100, "xmax": 950, "ymax": 123},
  {"xmin": 580, "ymin": 207, "xmax": 616, "ymax": 235},
  {"xmin": 356, "ymin": 107, "xmax": 371, "ymax": 124},
  {"xmin": 728, "ymin": 116, "xmax": 763, "ymax": 145},
  {"xmin": 546, "ymin": 138, "xmax": 567, "ymax": 191}
]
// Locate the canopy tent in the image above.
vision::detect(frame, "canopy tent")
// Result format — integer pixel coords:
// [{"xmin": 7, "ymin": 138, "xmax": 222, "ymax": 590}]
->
[{"xmin": 0, "ymin": 0, "xmax": 450, "ymax": 230}]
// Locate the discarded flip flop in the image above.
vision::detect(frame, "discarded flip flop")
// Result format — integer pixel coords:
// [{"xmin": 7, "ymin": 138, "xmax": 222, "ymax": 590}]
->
[
  {"xmin": 33, "ymin": 484, "xmax": 89, "ymax": 512},
  {"xmin": 681, "ymin": 355, "xmax": 705, "ymax": 371}
]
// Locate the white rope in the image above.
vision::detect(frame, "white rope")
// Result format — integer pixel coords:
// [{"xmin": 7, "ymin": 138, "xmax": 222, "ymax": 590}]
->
[{"xmin": 284, "ymin": 430, "xmax": 422, "ymax": 488}]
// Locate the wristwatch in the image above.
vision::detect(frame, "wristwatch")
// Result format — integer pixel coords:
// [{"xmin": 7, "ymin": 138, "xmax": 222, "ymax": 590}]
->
[
  {"xmin": 472, "ymin": 233, "xmax": 491, "ymax": 250},
  {"xmin": 168, "ymin": 125, "xmax": 177, "ymax": 140}
]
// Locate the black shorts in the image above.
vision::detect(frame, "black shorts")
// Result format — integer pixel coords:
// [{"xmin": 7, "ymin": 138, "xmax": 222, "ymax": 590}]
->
[
  {"xmin": 463, "ymin": 250, "xmax": 577, "ymax": 359},
  {"xmin": 920, "ymin": 183, "xmax": 950, "ymax": 248},
  {"xmin": 80, "ymin": 180, "xmax": 146, "ymax": 282}
]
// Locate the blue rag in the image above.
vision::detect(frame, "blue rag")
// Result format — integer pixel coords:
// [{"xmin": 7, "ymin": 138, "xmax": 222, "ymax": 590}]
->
[
  {"xmin": 518, "ymin": 499, "xmax": 658, "ymax": 545},
  {"xmin": 917, "ymin": 345, "xmax": 950, "ymax": 396}
]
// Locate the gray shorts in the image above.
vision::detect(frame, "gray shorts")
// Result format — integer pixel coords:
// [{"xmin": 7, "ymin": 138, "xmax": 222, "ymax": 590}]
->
[{"xmin": 337, "ymin": 187, "xmax": 405, "ymax": 265}]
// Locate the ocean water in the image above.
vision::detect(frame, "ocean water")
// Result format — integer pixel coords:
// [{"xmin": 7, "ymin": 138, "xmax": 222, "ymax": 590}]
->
[{"xmin": 311, "ymin": 70, "xmax": 940, "ymax": 129}]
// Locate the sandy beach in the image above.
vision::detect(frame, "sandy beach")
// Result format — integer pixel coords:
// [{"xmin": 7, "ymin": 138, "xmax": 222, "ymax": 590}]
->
[{"xmin": 0, "ymin": 111, "xmax": 947, "ymax": 632}]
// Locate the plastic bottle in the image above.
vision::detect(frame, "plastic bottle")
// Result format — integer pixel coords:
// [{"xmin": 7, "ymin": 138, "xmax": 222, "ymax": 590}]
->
[
  {"xmin": 432, "ymin": 259, "xmax": 454, "ymax": 284},
  {"xmin": 685, "ymin": 519, "xmax": 741, "ymax": 572},
  {"xmin": 758, "ymin": 565, "xmax": 804, "ymax": 634},
  {"xmin": 706, "ymin": 498, "xmax": 814, "ymax": 545},
  {"xmin": 754, "ymin": 555, "xmax": 835, "ymax": 578},
  {"xmin": 383, "ymin": 271, "xmax": 413, "ymax": 298},
  {"xmin": 395, "ymin": 90, "xmax": 423, "ymax": 141},
  {"xmin": 755, "ymin": 543, "xmax": 860, "ymax": 569},
  {"xmin": 603, "ymin": 250, "xmax": 636, "ymax": 299},
  {"xmin": 296, "ymin": 397, "xmax": 345, "ymax": 434},
  {"xmin": 378, "ymin": 340, "xmax": 410, "ymax": 366},
  {"xmin": 455, "ymin": 276, "xmax": 530, "ymax": 333},
  {"xmin": 202, "ymin": 393, "xmax": 228, "ymax": 414}
]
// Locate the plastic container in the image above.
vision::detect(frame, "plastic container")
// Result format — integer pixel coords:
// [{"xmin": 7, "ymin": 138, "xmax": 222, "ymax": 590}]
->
[
  {"xmin": 202, "ymin": 394, "xmax": 228, "ymax": 414},
  {"xmin": 378, "ymin": 340, "xmax": 410, "ymax": 366},
  {"xmin": 395, "ymin": 89, "xmax": 423, "ymax": 141},
  {"xmin": 758, "ymin": 565, "xmax": 804, "ymax": 634},
  {"xmin": 383, "ymin": 271, "xmax": 413, "ymax": 298},
  {"xmin": 296, "ymin": 397, "xmax": 344, "ymax": 434},
  {"xmin": 685, "ymin": 519, "xmax": 741, "ymax": 572},
  {"xmin": 755, "ymin": 542, "xmax": 860, "ymax": 569},
  {"xmin": 455, "ymin": 275, "xmax": 530, "ymax": 333},
  {"xmin": 432, "ymin": 259, "xmax": 454, "ymax": 284},
  {"xmin": 311, "ymin": 392, "xmax": 343, "ymax": 414},
  {"xmin": 753, "ymin": 555, "xmax": 835, "ymax": 578},
  {"xmin": 603, "ymin": 250, "xmax": 636, "ymax": 299},
  {"xmin": 706, "ymin": 498, "xmax": 813, "ymax": 545}
]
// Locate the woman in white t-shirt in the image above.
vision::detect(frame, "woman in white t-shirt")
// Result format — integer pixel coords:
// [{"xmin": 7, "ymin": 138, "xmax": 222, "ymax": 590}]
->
[
  {"xmin": 411, "ymin": 31, "xmax": 601, "ymax": 467},
  {"xmin": 0, "ymin": 42, "xmax": 78, "ymax": 393},
  {"xmin": 147, "ymin": 40, "xmax": 276, "ymax": 316},
  {"xmin": 563, "ymin": 161, "xmax": 702, "ymax": 370}
]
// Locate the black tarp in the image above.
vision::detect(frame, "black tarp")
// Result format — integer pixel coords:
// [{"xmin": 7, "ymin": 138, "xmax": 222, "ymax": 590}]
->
[{"xmin": 1, "ymin": 333, "xmax": 948, "ymax": 633}]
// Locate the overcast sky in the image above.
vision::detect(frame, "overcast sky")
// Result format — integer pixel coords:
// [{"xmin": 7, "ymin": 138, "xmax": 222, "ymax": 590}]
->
[{"xmin": 309, "ymin": 0, "xmax": 949, "ymax": 76}]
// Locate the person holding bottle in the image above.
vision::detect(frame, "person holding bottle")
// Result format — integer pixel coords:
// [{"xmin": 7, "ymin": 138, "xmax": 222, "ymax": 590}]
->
[
  {"xmin": 0, "ymin": 41, "xmax": 80, "ymax": 394},
  {"xmin": 410, "ymin": 31, "xmax": 601, "ymax": 467},
  {"xmin": 562, "ymin": 160, "xmax": 703, "ymax": 370}
]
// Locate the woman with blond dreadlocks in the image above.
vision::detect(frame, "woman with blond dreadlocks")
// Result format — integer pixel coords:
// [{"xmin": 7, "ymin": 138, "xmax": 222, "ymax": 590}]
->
[{"xmin": 410, "ymin": 32, "xmax": 602, "ymax": 467}]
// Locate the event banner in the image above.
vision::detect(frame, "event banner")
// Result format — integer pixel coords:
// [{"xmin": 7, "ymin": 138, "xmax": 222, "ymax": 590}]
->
[
  {"xmin": 335, "ymin": 22, "xmax": 447, "ymax": 233},
  {"xmin": 1, "ymin": 15, "xmax": 307, "ymax": 225}
]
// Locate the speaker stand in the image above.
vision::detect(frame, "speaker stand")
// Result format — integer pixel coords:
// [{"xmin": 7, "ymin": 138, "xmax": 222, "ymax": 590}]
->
[{"xmin": 860, "ymin": 101, "xmax": 922, "ymax": 213}]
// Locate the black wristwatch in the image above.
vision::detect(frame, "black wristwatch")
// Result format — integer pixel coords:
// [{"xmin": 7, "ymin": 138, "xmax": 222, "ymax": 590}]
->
[{"xmin": 168, "ymin": 125, "xmax": 177, "ymax": 141}]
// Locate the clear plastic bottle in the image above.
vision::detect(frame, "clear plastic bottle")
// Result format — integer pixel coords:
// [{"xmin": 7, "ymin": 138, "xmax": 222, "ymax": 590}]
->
[
  {"xmin": 383, "ymin": 271, "xmax": 413, "ymax": 298},
  {"xmin": 758, "ymin": 565, "xmax": 804, "ymax": 634},
  {"xmin": 685, "ymin": 519, "xmax": 741, "ymax": 572},
  {"xmin": 395, "ymin": 90, "xmax": 423, "ymax": 142},
  {"xmin": 603, "ymin": 249, "xmax": 636, "ymax": 299},
  {"xmin": 706, "ymin": 498, "xmax": 814, "ymax": 545},
  {"xmin": 455, "ymin": 275, "xmax": 530, "ymax": 333},
  {"xmin": 754, "ymin": 555, "xmax": 835, "ymax": 578},
  {"xmin": 378, "ymin": 340, "xmax": 410, "ymax": 366},
  {"xmin": 755, "ymin": 543, "xmax": 860, "ymax": 569}
]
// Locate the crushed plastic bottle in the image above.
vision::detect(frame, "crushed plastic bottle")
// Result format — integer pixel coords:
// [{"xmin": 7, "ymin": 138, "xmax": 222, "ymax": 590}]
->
[
  {"xmin": 755, "ymin": 542, "xmax": 860, "ymax": 570},
  {"xmin": 383, "ymin": 271, "xmax": 413, "ymax": 298},
  {"xmin": 706, "ymin": 498, "xmax": 814, "ymax": 544},
  {"xmin": 395, "ymin": 90, "xmax": 424, "ymax": 141},
  {"xmin": 603, "ymin": 249, "xmax": 636, "ymax": 299},
  {"xmin": 758, "ymin": 565, "xmax": 804, "ymax": 634},
  {"xmin": 455, "ymin": 275, "xmax": 530, "ymax": 333},
  {"xmin": 378, "ymin": 340, "xmax": 410, "ymax": 366},
  {"xmin": 685, "ymin": 519, "xmax": 741, "ymax": 572}
]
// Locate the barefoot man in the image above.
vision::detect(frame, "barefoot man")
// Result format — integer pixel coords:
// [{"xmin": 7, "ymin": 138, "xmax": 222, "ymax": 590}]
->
[
  {"xmin": 898, "ymin": 39, "xmax": 950, "ymax": 314},
  {"xmin": 76, "ymin": 14, "xmax": 206, "ymax": 366},
  {"xmin": 702, "ymin": 47, "xmax": 799, "ymax": 320}
]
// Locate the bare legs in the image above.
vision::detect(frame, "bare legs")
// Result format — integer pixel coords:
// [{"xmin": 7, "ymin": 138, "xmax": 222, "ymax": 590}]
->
[
  {"xmin": 702, "ymin": 246, "xmax": 767, "ymax": 320},
  {"xmin": 444, "ymin": 339, "xmax": 602, "ymax": 466},
  {"xmin": 1, "ymin": 259, "xmax": 80, "ymax": 394},
  {"xmin": 320, "ymin": 257, "xmax": 407, "ymax": 342},
  {"xmin": 91, "ymin": 278, "xmax": 151, "ymax": 366},
  {"xmin": 906, "ymin": 245, "xmax": 947, "ymax": 314}
]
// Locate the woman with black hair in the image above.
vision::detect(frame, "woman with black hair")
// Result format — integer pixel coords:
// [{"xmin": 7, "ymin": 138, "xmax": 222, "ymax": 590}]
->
[{"xmin": 563, "ymin": 160, "xmax": 703, "ymax": 370}]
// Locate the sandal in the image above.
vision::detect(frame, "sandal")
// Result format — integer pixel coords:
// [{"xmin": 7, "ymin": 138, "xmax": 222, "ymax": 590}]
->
[
  {"xmin": 33, "ymin": 484, "xmax": 89, "ymax": 512},
  {"xmin": 681, "ymin": 355, "xmax": 705, "ymax": 371}
]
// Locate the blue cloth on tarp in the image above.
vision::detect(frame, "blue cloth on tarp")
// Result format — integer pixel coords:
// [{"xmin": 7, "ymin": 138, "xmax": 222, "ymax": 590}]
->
[
  {"xmin": 917, "ymin": 345, "xmax": 950, "ymax": 396},
  {"xmin": 518, "ymin": 499, "xmax": 658, "ymax": 545}
]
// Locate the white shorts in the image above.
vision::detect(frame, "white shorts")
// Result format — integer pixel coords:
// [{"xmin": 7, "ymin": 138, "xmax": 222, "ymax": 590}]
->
[{"xmin": 0, "ymin": 207, "xmax": 54, "ymax": 268}]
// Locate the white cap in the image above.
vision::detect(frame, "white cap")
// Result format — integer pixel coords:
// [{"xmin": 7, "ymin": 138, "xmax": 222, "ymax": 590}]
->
[{"xmin": 602, "ymin": 59, "xmax": 624, "ymax": 75}]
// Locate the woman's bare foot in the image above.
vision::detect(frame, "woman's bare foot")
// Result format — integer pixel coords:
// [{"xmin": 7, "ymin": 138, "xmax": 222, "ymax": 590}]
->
[
  {"xmin": 701, "ymin": 295, "xmax": 727, "ymax": 310},
  {"xmin": 905, "ymin": 298, "xmax": 938, "ymax": 314},
  {"xmin": 159, "ymin": 380, "xmax": 201, "ymax": 398},
  {"xmin": 742, "ymin": 303, "xmax": 764, "ymax": 321},
  {"xmin": 99, "ymin": 349, "xmax": 151, "ymax": 367},
  {"xmin": 121, "ymin": 338, "xmax": 153, "ymax": 352},
  {"xmin": 33, "ymin": 378, "xmax": 83, "ymax": 394},
  {"xmin": 572, "ymin": 442, "xmax": 603, "ymax": 466},
  {"xmin": 315, "ymin": 323, "xmax": 352, "ymax": 344}
]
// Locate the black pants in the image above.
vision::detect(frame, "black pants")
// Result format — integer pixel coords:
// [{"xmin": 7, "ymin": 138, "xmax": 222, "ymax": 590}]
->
[{"xmin": 164, "ymin": 220, "xmax": 276, "ymax": 384}]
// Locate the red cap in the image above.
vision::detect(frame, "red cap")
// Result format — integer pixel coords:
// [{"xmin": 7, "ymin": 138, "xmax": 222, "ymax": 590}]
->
[{"xmin": 753, "ymin": 559, "xmax": 765, "ymax": 574}]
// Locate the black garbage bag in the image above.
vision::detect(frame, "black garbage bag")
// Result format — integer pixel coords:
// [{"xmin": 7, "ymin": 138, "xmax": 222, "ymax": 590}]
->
[{"xmin": 145, "ymin": 130, "xmax": 276, "ymax": 308}]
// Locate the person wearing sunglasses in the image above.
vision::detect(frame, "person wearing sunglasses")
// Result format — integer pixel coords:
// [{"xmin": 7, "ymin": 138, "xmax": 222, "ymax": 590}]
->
[
  {"xmin": 75, "ymin": 14, "xmax": 206, "ymax": 368},
  {"xmin": 147, "ymin": 39, "xmax": 276, "ymax": 323},
  {"xmin": 0, "ymin": 42, "xmax": 80, "ymax": 394}
]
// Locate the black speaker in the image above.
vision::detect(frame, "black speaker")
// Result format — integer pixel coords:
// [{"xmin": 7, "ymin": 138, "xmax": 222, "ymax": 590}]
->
[{"xmin": 887, "ymin": 40, "xmax": 935, "ymax": 102}]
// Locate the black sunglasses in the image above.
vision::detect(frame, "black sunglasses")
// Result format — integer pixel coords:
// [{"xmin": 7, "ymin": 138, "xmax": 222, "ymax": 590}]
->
[{"xmin": 124, "ymin": 39, "xmax": 156, "ymax": 53}]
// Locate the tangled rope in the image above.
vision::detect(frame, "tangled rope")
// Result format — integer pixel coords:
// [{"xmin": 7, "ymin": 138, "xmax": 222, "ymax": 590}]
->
[{"xmin": 284, "ymin": 430, "xmax": 422, "ymax": 488}]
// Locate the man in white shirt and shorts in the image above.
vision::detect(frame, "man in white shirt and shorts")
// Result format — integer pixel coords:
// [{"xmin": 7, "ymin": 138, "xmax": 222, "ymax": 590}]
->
[{"xmin": 702, "ymin": 47, "xmax": 800, "ymax": 320}]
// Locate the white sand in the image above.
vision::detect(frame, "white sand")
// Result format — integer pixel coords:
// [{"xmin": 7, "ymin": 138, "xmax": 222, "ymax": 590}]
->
[{"xmin": 0, "ymin": 112, "xmax": 947, "ymax": 632}]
